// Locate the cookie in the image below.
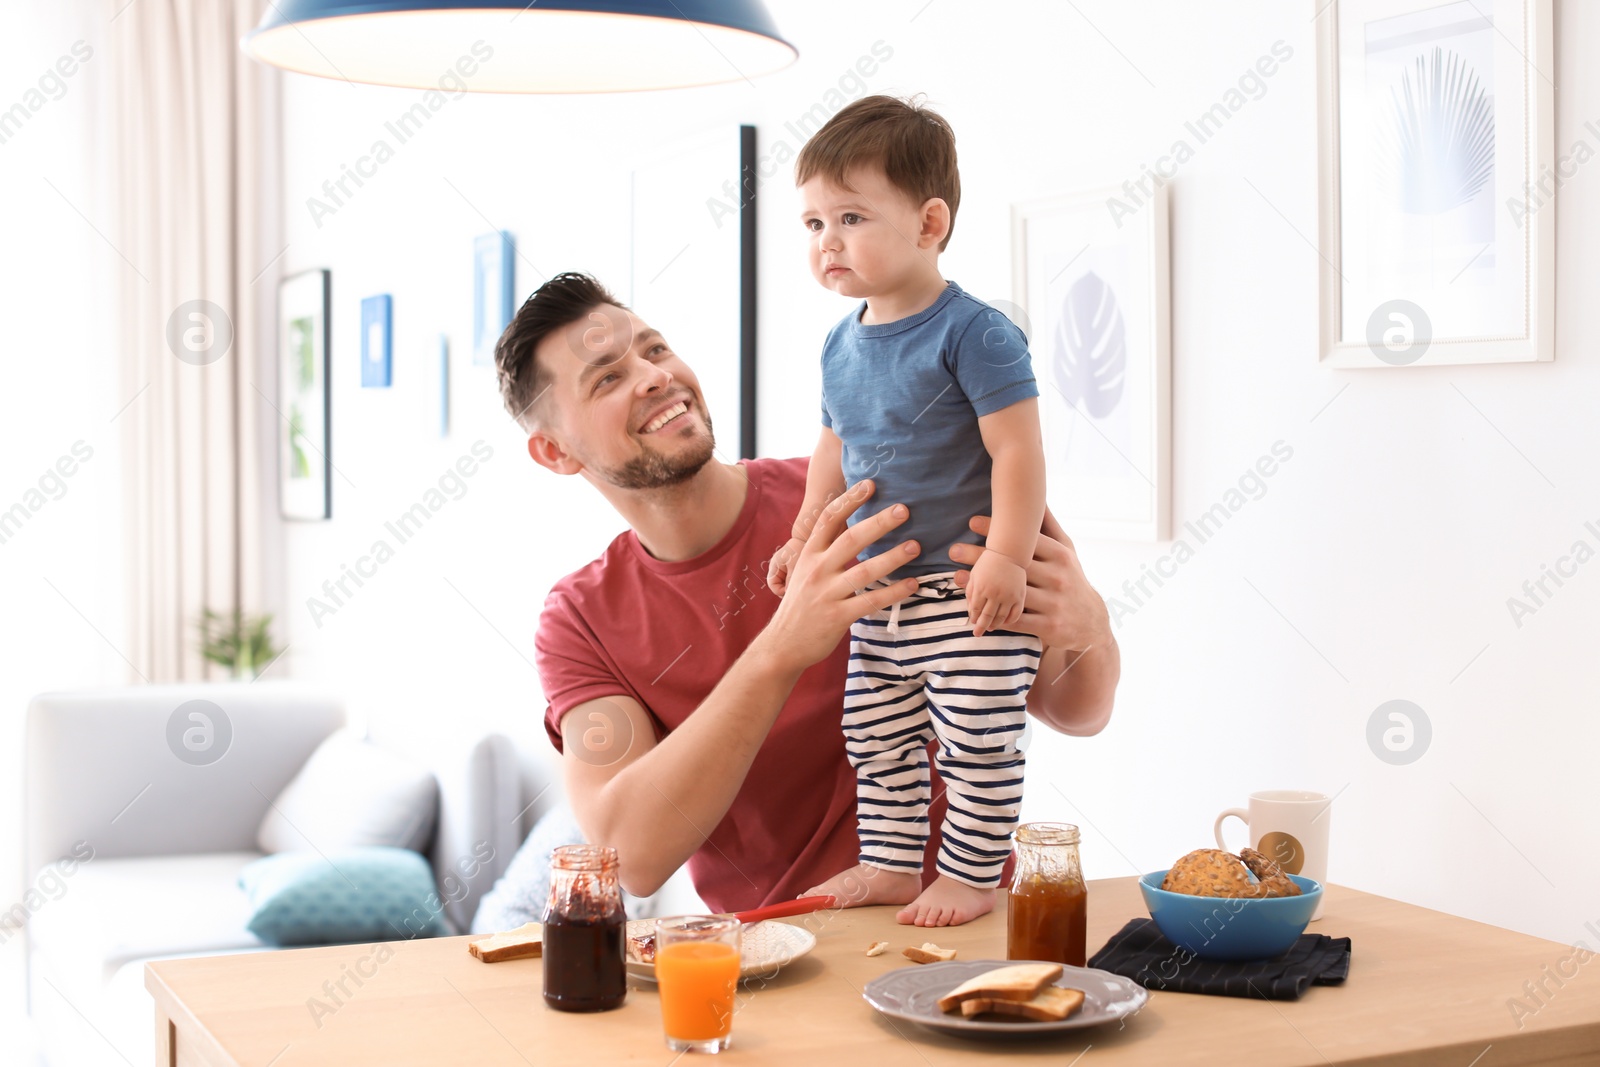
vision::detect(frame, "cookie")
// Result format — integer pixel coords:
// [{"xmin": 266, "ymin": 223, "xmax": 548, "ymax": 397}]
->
[{"xmin": 1240, "ymin": 847, "xmax": 1302, "ymax": 898}]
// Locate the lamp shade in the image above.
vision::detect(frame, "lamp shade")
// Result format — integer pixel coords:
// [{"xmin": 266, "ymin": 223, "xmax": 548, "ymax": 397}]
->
[{"xmin": 241, "ymin": 0, "xmax": 798, "ymax": 93}]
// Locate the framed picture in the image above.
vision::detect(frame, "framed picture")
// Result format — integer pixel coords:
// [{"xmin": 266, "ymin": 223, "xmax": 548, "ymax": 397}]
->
[
  {"xmin": 1316, "ymin": 0, "xmax": 1555, "ymax": 366},
  {"xmin": 629, "ymin": 125, "xmax": 758, "ymax": 459},
  {"xmin": 277, "ymin": 269, "xmax": 331, "ymax": 521},
  {"xmin": 1012, "ymin": 186, "xmax": 1171, "ymax": 542},
  {"xmin": 437, "ymin": 334, "xmax": 450, "ymax": 438},
  {"xmin": 361, "ymin": 294, "xmax": 392, "ymax": 387},
  {"xmin": 473, "ymin": 231, "xmax": 514, "ymax": 366}
]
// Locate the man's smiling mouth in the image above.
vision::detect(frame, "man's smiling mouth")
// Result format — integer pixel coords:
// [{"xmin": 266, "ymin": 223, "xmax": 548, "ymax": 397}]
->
[{"xmin": 641, "ymin": 401, "xmax": 689, "ymax": 434}]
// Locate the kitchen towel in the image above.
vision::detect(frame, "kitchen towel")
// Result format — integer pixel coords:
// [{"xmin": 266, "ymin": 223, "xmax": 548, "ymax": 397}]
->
[{"xmin": 1088, "ymin": 918, "xmax": 1351, "ymax": 1000}]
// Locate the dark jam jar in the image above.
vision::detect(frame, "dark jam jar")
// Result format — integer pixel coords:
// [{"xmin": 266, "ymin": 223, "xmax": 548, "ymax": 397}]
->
[{"xmin": 542, "ymin": 844, "xmax": 627, "ymax": 1012}]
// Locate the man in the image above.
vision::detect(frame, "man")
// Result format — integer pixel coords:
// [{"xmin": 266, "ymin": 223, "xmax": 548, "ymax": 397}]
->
[{"xmin": 497, "ymin": 272, "xmax": 1119, "ymax": 926}]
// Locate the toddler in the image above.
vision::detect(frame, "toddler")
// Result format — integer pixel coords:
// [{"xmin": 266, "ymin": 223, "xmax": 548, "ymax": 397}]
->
[{"xmin": 767, "ymin": 95, "xmax": 1046, "ymax": 927}]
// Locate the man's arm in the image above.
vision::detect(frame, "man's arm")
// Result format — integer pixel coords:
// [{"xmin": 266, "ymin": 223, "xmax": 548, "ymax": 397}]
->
[
  {"xmin": 948, "ymin": 510, "xmax": 1119, "ymax": 737},
  {"xmin": 561, "ymin": 658, "xmax": 801, "ymax": 897},
  {"xmin": 562, "ymin": 480, "xmax": 923, "ymax": 897},
  {"xmin": 1030, "ymin": 634, "xmax": 1119, "ymax": 736}
]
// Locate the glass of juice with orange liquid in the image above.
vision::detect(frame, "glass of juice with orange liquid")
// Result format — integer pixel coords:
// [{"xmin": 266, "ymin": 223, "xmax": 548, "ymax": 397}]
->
[{"xmin": 655, "ymin": 915, "xmax": 741, "ymax": 1054}]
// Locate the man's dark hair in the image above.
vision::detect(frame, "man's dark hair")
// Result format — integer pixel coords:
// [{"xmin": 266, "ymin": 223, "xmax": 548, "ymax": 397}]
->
[{"xmin": 495, "ymin": 271, "xmax": 627, "ymax": 430}]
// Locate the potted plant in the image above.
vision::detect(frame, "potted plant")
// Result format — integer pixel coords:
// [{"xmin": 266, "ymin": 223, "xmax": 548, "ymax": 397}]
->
[{"xmin": 196, "ymin": 609, "xmax": 283, "ymax": 680}]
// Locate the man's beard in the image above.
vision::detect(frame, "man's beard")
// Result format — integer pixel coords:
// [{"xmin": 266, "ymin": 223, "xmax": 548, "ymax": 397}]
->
[{"xmin": 595, "ymin": 403, "xmax": 716, "ymax": 490}]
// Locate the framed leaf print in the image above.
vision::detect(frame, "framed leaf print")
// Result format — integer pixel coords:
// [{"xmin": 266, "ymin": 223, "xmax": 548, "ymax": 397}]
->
[
  {"xmin": 1317, "ymin": 0, "xmax": 1554, "ymax": 366},
  {"xmin": 278, "ymin": 269, "xmax": 331, "ymax": 520},
  {"xmin": 1012, "ymin": 186, "xmax": 1171, "ymax": 542}
]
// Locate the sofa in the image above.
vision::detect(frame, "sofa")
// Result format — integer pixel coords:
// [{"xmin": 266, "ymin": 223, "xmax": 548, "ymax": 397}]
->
[{"xmin": 19, "ymin": 683, "xmax": 536, "ymax": 1067}]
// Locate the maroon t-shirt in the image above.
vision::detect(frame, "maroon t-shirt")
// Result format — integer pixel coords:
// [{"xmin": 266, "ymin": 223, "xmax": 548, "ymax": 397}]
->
[{"xmin": 535, "ymin": 456, "xmax": 958, "ymax": 912}]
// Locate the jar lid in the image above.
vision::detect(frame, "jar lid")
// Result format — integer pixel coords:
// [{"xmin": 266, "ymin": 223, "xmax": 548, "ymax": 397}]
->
[
  {"xmin": 1016, "ymin": 822, "xmax": 1080, "ymax": 846},
  {"xmin": 551, "ymin": 844, "xmax": 619, "ymax": 870}
]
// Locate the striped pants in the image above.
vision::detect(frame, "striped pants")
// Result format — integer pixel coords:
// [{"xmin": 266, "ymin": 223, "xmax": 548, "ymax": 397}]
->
[{"xmin": 844, "ymin": 572, "xmax": 1041, "ymax": 889}]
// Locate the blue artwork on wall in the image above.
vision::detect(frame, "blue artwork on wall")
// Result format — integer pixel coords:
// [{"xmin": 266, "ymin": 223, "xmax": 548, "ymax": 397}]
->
[
  {"xmin": 473, "ymin": 231, "xmax": 514, "ymax": 366},
  {"xmin": 361, "ymin": 294, "xmax": 392, "ymax": 388},
  {"xmin": 438, "ymin": 334, "xmax": 450, "ymax": 438}
]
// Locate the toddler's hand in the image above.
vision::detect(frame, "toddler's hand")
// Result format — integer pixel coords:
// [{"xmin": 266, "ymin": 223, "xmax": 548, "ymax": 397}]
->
[
  {"xmin": 966, "ymin": 550, "xmax": 1027, "ymax": 638},
  {"xmin": 767, "ymin": 536, "xmax": 807, "ymax": 596}
]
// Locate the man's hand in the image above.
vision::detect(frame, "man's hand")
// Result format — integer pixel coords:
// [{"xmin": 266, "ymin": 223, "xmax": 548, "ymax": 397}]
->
[
  {"xmin": 949, "ymin": 511, "xmax": 1110, "ymax": 654},
  {"xmin": 965, "ymin": 550, "xmax": 1026, "ymax": 637},
  {"xmin": 765, "ymin": 536, "xmax": 806, "ymax": 596},
  {"xmin": 758, "ymin": 480, "xmax": 920, "ymax": 674}
]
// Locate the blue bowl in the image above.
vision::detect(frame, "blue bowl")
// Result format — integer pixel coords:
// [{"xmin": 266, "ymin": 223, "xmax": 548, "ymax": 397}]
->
[{"xmin": 1139, "ymin": 870, "xmax": 1322, "ymax": 961}]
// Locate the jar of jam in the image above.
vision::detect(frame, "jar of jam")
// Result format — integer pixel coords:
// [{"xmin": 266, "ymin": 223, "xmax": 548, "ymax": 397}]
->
[
  {"xmin": 1007, "ymin": 822, "xmax": 1087, "ymax": 967},
  {"xmin": 542, "ymin": 844, "xmax": 627, "ymax": 1012}
]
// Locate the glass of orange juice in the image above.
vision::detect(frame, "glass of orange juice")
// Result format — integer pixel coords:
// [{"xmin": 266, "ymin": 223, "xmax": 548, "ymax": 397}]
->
[{"xmin": 654, "ymin": 915, "xmax": 741, "ymax": 1053}]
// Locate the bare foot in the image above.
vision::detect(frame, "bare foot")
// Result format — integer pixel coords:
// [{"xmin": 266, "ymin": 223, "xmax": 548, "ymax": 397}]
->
[
  {"xmin": 804, "ymin": 863, "xmax": 921, "ymax": 910},
  {"xmin": 896, "ymin": 875, "xmax": 995, "ymax": 927}
]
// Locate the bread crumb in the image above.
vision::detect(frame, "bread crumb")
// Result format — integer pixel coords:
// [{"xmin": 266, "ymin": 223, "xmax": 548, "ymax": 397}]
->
[
  {"xmin": 866, "ymin": 941, "xmax": 889, "ymax": 957},
  {"xmin": 902, "ymin": 943, "xmax": 957, "ymax": 963}
]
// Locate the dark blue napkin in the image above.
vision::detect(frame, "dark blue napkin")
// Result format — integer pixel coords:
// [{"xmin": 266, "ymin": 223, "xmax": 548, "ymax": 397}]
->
[{"xmin": 1088, "ymin": 918, "xmax": 1350, "ymax": 1000}]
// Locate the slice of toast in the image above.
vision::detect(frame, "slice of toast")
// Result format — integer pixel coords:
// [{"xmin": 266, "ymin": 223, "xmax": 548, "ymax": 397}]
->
[
  {"xmin": 957, "ymin": 986, "xmax": 1086, "ymax": 1022},
  {"xmin": 935, "ymin": 962, "xmax": 1063, "ymax": 1012},
  {"xmin": 467, "ymin": 922, "xmax": 543, "ymax": 963}
]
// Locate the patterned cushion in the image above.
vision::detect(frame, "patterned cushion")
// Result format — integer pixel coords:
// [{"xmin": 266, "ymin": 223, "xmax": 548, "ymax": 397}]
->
[{"xmin": 239, "ymin": 846, "xmax": 448, "ymax": 946}]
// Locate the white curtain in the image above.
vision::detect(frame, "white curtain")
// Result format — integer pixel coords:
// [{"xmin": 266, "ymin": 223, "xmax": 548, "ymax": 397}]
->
[{"xmin": 109, "ymin": 0, "xmax": 280, "ymax": 682}]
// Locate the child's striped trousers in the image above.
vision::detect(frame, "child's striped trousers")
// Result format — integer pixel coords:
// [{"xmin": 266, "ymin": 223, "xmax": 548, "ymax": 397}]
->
[{"xmin": 844, "ymin": 572, "xmax": 1041, "ymax": 889}]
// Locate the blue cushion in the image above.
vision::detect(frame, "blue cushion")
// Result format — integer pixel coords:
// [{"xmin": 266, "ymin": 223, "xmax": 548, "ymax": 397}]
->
[{"xmin": 239, "ymin": 846, "xmax": 449, "ymax": 946}]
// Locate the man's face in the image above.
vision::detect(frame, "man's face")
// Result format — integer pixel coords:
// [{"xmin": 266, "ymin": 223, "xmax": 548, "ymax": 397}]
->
[
  {"xmin": 798, "ymin": 165, "xmax": 934, "ymax": 300},
  {"xmin": 533, "ymin": 304, "xmax": 716, "ymax": 489}
]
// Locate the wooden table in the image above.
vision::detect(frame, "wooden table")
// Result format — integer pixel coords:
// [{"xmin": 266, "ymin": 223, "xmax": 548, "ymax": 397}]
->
[{"xmin": 146, "ymin": 878, "xmax": 1600, "ymax": 1066}]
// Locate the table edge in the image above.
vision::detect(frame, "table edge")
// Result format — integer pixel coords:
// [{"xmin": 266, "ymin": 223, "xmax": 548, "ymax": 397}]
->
[{"xmin": 146, "ymin": 959, "xmax": 242, "ymax": 1067}]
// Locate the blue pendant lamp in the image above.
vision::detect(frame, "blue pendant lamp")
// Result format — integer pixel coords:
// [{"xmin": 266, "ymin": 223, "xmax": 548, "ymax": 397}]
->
[{"xmin": 242, "ymin": 0, "xmax": 797, "ymax": 93}]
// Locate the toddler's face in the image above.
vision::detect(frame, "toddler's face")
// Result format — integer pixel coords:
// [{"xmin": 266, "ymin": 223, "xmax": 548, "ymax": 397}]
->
[{"xmin": 798, "ymin": 166, "xmax": 937, "ymax": 300}]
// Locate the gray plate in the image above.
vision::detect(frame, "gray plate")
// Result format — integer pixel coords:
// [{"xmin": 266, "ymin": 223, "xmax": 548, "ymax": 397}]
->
[{"xmin": 863, "ymin": 960, "xmax": 1149, "ymax": 1038}]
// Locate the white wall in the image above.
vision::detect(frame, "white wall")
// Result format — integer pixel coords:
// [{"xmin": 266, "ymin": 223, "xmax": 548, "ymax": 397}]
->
[
  {"xmin": 0, "ymin": 0, "xmax": 121, "ymax": 1043},
  {"xmin": 274, "ymin": 0, "xmax": 1600, "ymax": 946}
]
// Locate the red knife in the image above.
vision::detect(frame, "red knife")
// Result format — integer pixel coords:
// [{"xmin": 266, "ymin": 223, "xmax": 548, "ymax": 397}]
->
[{"xmin": 729, "ymin": 895, "xmax": 836, "ymax": 924}]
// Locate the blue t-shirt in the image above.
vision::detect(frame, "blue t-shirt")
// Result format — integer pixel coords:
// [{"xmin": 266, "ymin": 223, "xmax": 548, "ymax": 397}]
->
[{"xmin": 820, "ymin": 281, "xmax": 1038, "ymax": 579}]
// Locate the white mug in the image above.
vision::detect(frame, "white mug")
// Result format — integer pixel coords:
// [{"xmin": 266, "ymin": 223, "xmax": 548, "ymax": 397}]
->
[{"xmin": 1214, "ymin": 789, "xmax": 1330, "ymax": 920}]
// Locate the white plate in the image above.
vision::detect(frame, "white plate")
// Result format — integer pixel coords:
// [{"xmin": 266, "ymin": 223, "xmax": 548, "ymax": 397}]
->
[
  {"xmin": 863, "ymin": 960, "xmax": 1149, "ymax": 1037},
  {"xmin": 625, "ymin": 919, "xmax": 818, "ymax": 983}
]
